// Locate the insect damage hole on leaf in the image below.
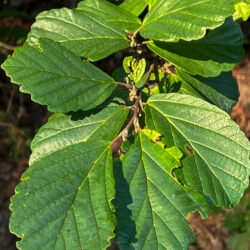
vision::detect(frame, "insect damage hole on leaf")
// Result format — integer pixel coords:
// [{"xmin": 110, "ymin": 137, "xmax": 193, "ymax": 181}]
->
[{"xmin": 186, "ymin": 145, "xmax": 194, "ymax": 155}]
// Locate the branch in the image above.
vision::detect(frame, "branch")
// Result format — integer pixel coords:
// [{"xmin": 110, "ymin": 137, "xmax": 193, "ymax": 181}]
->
[
  {"xmin": 116, "ymin": 81, "xmax": 132, "ymax": 90},
  {"xmin": 111, "ymin": 95, "xmax": 141, "ymax": 158},
  {"xmin": 0, "ymin": 42, "xmax": 21, "ymax": 51},
  {"xmin": 132, "ymin": 26, "xmax": 142, "ymax": 40},
  {"xmin": 130, "ymin": 26, "xmax": 142, "ymax": 47}
]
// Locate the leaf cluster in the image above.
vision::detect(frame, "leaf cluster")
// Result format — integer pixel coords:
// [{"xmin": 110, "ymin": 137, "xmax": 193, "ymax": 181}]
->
[{"xmin": 1, "ymin": 0, "xmax": 250, "ymax": 249}]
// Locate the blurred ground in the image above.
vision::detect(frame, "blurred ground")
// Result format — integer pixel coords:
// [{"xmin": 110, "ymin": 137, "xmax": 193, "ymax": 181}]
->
[
  {"xmin": 0, "ymin": 2, "xmax": 250, "ymax": 250},
  {"xmin": 232, "ymin": 48, "xmax": 250, "ymax": 138},
  {"xmin": 188, "ymin": 20, "xmax": 250, "ymax": 250}
]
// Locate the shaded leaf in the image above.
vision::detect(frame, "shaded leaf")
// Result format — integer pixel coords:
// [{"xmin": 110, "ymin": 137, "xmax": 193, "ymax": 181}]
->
[
  {"xmin": 178, "ymin": 80, "xmax": 204, "ymax": 99},
  {"xmin": 177, "ymin": 69, "xmax": 239, "ymax": 113},
  {"xmin": 147, "ymin": 18, "xmax": 244, "ymax": 77}
]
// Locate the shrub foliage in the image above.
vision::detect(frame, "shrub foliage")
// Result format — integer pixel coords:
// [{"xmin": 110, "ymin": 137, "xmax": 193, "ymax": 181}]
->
[{"xmin": 2, "ymin": 0, "xmax": 250, "ymax": 249}]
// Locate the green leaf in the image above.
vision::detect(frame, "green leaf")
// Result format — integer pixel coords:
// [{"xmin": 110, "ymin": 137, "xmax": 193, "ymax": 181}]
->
[
  {"xmin": 177, "ymin": 69, "xmax": 239, "ymax": 113},
  {"xmin": 165, "ymin": 74, "xmax": 182, "ymax": 93},
  {"xmin": 119, "ymin": 0, "xmax": 147, "ymax": 16},
  {"xmin": 27, "ymin": 0, "xmax": 141, "ymax": 61},
  {"xmin": 123, "ymin": 56, "xmax": 133, "ymax": 74},
  {"xmin": 145, "ymin": 94, "xmax": 250, "ymax": 207},
  {"xmin": 135, "ymin": 74, "xmax": 147, "ymax": 88},
  {"xmin": 140, "ymin": 0, "xmax": 235, "ymax": 42},
  {"xmin": 146, "ymin": 0, "xmax": 159, "ymax": 9},
  {"xmin": 118, "ymin": 0, "xmax": 159, "ymax": 15},
  {"xmin": 145, "ymin": 73, "xmax": 182, "ymax": 95},
  {"xmin": 147, "ymin": 18, "xmax": 244, "ymax": 77},
  {"xmin": 132, "ymin": 58, "xmax": 146, "ymax": 83},
  {"xmin": 115, "ymin": 129, "xmax": 209, "ymax": 249},
  {"xmin": 123, "ymin": 57, "xmax": 147, "ymax": 84},
  {"xmin": 10, "ymin": 104, "xmax": 129, "ymax": 249},
  {"xmin": 234, "ymin": 1, "xmax": 250, "ymax": 21},
  {"xmin": 77, "ymin": 0, "xmax": 141, "ymax": 32},
  {"xmin": 112, "ymin": 66, "xmax": 127, "ymax": 83},
  {"xmin": 1, "ymin": 38, "xmax": 117, "ymax": 113}
]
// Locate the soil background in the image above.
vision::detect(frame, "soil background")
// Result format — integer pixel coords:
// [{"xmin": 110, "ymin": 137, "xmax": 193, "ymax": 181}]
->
[{"xmin": 0, "ymin": 1, "xmax": 250, "ymax": 250}]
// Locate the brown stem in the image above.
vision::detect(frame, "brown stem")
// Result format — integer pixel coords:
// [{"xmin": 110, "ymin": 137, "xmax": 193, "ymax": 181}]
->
[
  {"xmin": 123, "ymin": 96, "xmax": 141, "ymax": 132},
  {"xmin": 141, "ymin": 41, "xmax": 150, "ymax": 45},
  {"xmin": 130, "ymin": 26, "xmax": 143, "ymax": 47},
  {"xmin": 132, "ymin": 26, "xmax": 142, "ymax": 39},
  {"xmin": 111, "ymin": 95, "xmax": 141, "ymax": 158},
  {"xmin": 0, "ymin": 42, "xmax": 21, "ymax": 51},
  {"xmin": 146, "ymin": 64, "xmax": 155, "ymax": 82},
  {"xmin": 116, "ymin": 81, "xmax": 132, "ymax": 89}
]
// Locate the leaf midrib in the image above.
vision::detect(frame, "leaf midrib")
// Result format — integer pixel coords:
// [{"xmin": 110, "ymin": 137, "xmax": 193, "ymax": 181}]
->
[
  {"xmin": 148, "ymin": 104, "xmax": 248, "ymax": 170},
  {"xmin": 147, "ymin": 105, "xmax": 233, "ymax": 201},
  {"xmin": 82, "ymin": 4, "xmax": 142, "ymax": 26},
  {"xmin": 5, "ymin": 65, "xmax": 116, "ymax": 84},
  {"xmin": 148, "ymin": 101, "xmax": 248, "ymax": 150},
  {"xmin": 31, "ymin": 107, "xmax": 126, "ymax": 163},
  {"xmin": 139, "ymin": 133, "xmax": 185, "ymax": 248},
  {"xmin": 37, "ymin": 12, "xmax": 125, "ymax": 38}
]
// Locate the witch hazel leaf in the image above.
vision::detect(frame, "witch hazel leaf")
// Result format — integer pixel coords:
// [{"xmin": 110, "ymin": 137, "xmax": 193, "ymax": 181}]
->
[
  {"xmin": 27, "ymin": 0, "xmax": 141, "ymax": 61},
  {"xmin": 177, "ymin": 69, "xmax": 239, "ymax": 114},
  {"xmin": 123, "ymin": 57, "xmax": 147, "ymax": 84},
  {"xmin": 115, "ymin": 129, "xmax": 209, "ymax": 249},
  {"xmin": 2, "ymin": 38, "xmax": 117, "ymax": 113},
  {"xmin": 147, "ymin": 18, "xmax": 244, "ymax": 77},
  {"xmin": 119, "ymin": 0, "xmax": 148, "ymax": 16},
  {"xmin": 141, "ymin": 0, "xmax": 235, "ymax": 42},
  {"xmin": 9, "ymin": 104, "xmax": 129, "ymax": 250},
  {"xmin": 145, "ymin": 93, "xmax": 250, "ymax": 207}
]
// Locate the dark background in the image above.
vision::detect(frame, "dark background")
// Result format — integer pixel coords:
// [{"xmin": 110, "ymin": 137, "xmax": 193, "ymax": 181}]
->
[{"xmin": 0, "ymin": 1, "xmax": 249, "ymax": 249}]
